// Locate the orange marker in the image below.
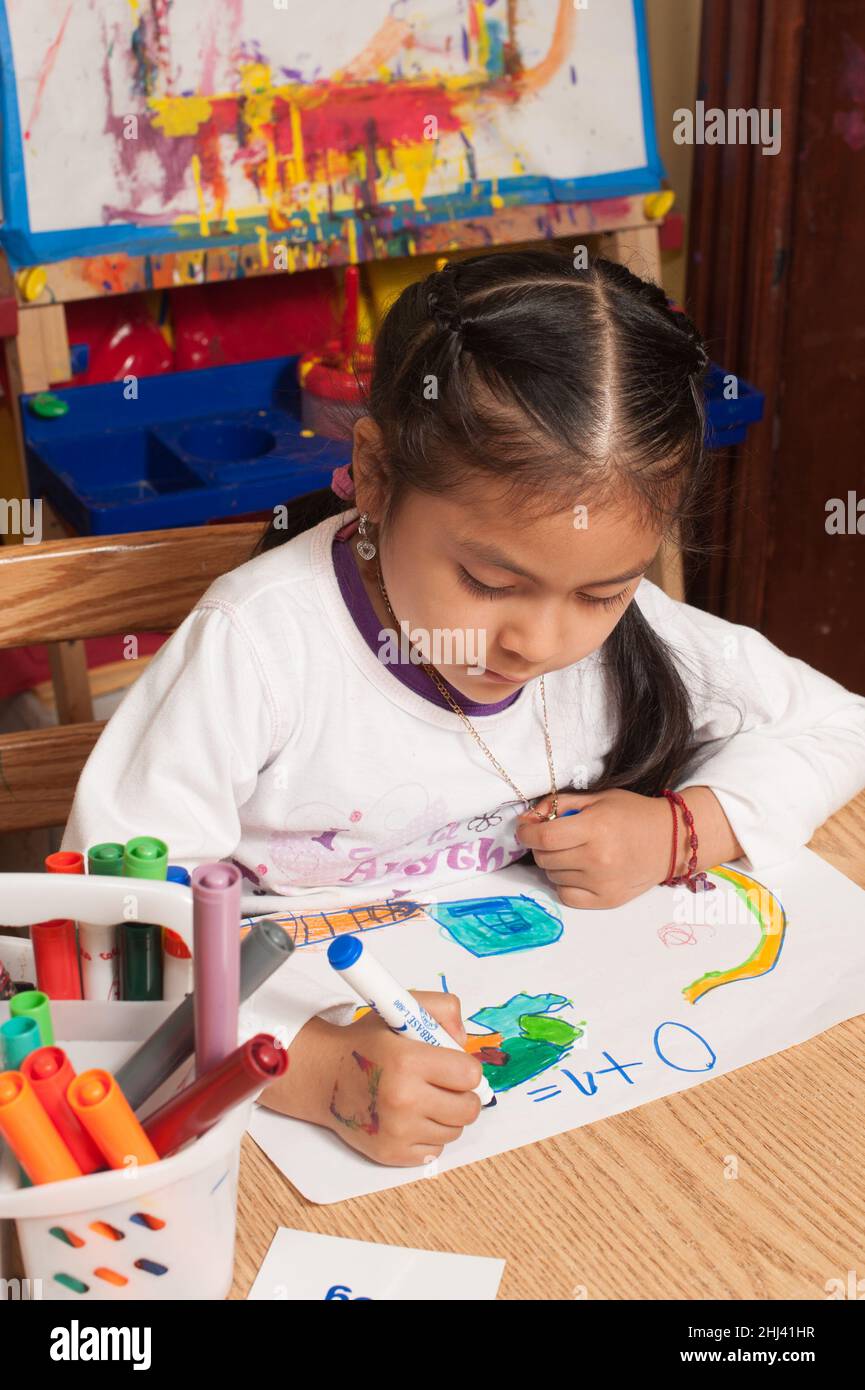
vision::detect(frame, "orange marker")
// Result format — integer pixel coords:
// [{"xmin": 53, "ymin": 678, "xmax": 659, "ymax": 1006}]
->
[
  {"xmin": 67, "ymin": 1069, "xmax": 159, "ymax": 1170},
  {"xmin": 0, "ymin": 1071, "xmax": 83, "ymax": 1184}
]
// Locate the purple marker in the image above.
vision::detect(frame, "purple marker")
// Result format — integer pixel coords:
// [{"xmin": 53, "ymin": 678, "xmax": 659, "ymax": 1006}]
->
[{"xmin": 191, "ymin": 862, "xmax": 241, "ymax": 1077}]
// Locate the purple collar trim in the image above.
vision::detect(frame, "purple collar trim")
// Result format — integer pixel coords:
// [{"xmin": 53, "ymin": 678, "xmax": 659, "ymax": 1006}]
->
[{"xmin": 331, "ymin": 535, "xmax": 521, "ymax": 716}]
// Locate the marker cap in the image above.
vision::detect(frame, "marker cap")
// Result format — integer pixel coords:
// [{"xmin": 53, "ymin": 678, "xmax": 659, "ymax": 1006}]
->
[
  {"xmin": 0, "ymin": 1070, "xmax": 83, "ymax": 1184},
  {"xmin": 328, "ymin": 935, "xmax": 363, "ymax": 970},
  {"xmin": 123, "ymin": 837, "xmax": 169, "ymax": 880},
  {"xmin": 0, "ymin": 1015, "xmax": 41, "ymax": 1070},
  {"xmin": 9, "ymin": 989, "xmax": 54, "ymax": 1045},
  {"xmin": 167, "ymin": 865, "xmax": 191, "ymax": 886},
  {"xmin": 21, "ymin": 1046, "xmax": 105, "ymax": 1173},
  {"xmin": 88, "ymin": 843, "xmax": 125, "ymax": 876},
  {"xmin": 67, "ymin": 1068, "xmax": 159, "ymax": 1169},
  {"xmin": 44, "ymin": 851, "xmax": 84, "ymax": 875}
]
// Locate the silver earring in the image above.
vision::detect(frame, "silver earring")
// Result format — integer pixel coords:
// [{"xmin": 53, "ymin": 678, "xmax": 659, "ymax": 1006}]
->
[{"xmin": 356, "ymin": 513, "xmax": 377, "ymax": 561}]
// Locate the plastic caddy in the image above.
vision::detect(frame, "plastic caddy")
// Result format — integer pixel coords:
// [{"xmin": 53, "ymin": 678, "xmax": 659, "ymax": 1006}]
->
[{"xmin": 0, "ymin": 873, "xmax": 252, "ymax": 1301}]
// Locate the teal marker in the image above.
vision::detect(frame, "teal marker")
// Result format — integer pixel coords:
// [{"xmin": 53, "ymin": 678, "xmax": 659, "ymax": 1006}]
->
[{"xmin": 0, "ymin": 1016, "xmax": 40, "ymax": 1070}]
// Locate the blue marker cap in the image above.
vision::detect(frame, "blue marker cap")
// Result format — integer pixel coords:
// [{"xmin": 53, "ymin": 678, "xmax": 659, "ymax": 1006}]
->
[
  {"xmin": 166, "ymin": 865, "xmax": 191, "ymax": 885},
  {"xmin": 328, "ymin": 936, "xmax": 363, "ymax": 969}
]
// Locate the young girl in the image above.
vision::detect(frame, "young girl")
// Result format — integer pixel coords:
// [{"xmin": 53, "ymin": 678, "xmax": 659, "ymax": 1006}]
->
[{"xmin": 62, "ymin": 250, "xmax": 865, "ymax": 1168}]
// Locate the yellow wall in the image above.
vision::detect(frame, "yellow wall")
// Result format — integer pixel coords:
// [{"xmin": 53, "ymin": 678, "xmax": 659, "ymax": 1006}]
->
[{"xmin": 645, "ymin": 0, "xmax": 703, "ymax": 304}]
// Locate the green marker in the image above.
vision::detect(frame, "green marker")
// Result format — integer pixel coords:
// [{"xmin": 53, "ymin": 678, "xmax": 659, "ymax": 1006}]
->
[
  {"xmin": 9, "ymin": 989, "xmax": 54, "ymax": 1046},
  {"xmin": 120, "ymin": 837, "xmax": 168, "ymax": 1001},
  {"xmin": 83, "ymin": 842, "xmax": 125, "ymax": 1001}
]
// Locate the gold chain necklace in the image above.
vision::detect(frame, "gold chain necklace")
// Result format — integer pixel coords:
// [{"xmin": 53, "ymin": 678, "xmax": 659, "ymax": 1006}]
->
[{"xmin": 375, "ymin": 559, "xmax": 559, "ymax": 820}]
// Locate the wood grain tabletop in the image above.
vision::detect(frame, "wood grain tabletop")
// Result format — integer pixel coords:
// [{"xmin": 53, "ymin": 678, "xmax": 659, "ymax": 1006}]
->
[{"xmin": 230, "ymin": 791, "xmax": 865, "ymax": 1300}]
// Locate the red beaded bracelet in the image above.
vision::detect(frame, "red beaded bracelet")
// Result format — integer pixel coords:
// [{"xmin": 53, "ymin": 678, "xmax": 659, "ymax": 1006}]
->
[{"xmin": 659, "ymin": 789, "xmax": 716, "ymax": 893}]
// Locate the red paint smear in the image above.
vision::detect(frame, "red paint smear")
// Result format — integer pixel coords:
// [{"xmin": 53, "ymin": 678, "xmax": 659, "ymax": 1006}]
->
[
  {"xmin": 197, "ymin": 121, "xmax": 229, "ymax": 208},
  {"xmin": 25, "ymin": 0, "xmax": 74, "ymax": 139},
  {"xmin": 199, "ymin": 84, "xmax": 467, "ymax": 157},
  {"xmin": 590, "ymin": 196, "xmax": 633, "ymax": 220}
]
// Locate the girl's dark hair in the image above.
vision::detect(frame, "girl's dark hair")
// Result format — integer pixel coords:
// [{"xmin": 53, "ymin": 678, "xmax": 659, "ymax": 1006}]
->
[{"xmin": 257, "ymin": 249, "xmax": 734, "ymax": 796}]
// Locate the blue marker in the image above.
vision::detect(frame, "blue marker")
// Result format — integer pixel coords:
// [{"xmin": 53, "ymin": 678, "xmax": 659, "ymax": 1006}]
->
[
  {"xmin": 327, "ymin": 936, "xmax": 496, "ymax": 1107},
  {"xmin": 560, "ymin": 809, "xmax": 582, "ymax": 817}
]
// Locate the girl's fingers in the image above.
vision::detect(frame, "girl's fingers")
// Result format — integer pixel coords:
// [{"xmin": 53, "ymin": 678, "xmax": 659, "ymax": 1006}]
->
[
  {"xmin": 517, "ymin": 817, "xmax": 593, "ymax": 851},
  {"xmin": 424, "ymin": 1082, "xmax": 483, "ymax": 1128},
  {"xmin": 530, "ymin": 846, "xmax": 591, "ymax": 869},
  {"xmin": 552, "ymin": 886, "xmax": 604, "ymax": 909},
  {"xmin": 544, "ymin": 869, "xmax": 592, "ymax": 885},
  {"xmin": 410, "ymin": 1118, "xmax": 467, "ymax": 1148}
]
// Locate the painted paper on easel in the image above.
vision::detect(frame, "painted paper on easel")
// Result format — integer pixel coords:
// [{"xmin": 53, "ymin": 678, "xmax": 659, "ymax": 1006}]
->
[
  {"xmin": 247, "ymin": 848, "xmax": 865, "ymax": 1204},
  {"xmin": 1, "ymin": 0, "xmax": 661, "ymax": 255}
]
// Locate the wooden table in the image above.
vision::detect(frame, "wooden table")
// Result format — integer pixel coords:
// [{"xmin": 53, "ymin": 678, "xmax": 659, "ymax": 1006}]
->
[{"xmin": 230, "ymin": 791, "xmax": 865, "ymax": 1300}]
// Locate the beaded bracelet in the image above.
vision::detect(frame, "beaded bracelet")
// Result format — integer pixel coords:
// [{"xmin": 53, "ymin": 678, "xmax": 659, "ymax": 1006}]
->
[{"xmin": 659, "ymin": 788, "xmax": 716, "ymax": 893}]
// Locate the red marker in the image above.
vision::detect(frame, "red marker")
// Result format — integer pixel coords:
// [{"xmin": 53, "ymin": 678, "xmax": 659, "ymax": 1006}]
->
[
  {"xmin": 143, "ymin": 1034, "xmax": 287, "ymax": 1158},
  {"xmin": 32, "ymin": 851, "xmax": 84, "ymax": 999},
  {"xmin": 20, "ymin": 1046, "xmax": 105, "ymax": 1174},
  {"xmin": 30, "ymin": 920, "xmax": 82, "ymax": 1000}
]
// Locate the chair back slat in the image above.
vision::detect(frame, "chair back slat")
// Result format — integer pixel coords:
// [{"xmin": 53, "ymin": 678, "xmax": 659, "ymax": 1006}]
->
[{"xmin": 0, "ymin": 523, "xmax": 263, "ymax": 646}]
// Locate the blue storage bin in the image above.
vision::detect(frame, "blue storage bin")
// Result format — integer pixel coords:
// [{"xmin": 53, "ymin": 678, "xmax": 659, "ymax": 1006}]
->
[{"xmin": 22, "ymin": 356, "xmax": 353, "ymax": 535}]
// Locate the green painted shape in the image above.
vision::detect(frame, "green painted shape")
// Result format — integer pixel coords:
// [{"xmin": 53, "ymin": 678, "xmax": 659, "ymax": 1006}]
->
[
  {"xmin": 519, "ymin": 1013, "xmax": 581, "ymax": 1046},
  {"xmin": 481, "ymin": 1035, "xmax": 564, "ymax": 1092},
  {"xmin": 470, "ymin": 992, "xmax": 570, "ymax": 1035}
]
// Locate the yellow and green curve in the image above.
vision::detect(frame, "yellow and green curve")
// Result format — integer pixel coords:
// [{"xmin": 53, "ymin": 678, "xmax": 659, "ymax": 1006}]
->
[{"xmin": 681, "ymin": 866, "xmax": 787, "ymax": 1004}]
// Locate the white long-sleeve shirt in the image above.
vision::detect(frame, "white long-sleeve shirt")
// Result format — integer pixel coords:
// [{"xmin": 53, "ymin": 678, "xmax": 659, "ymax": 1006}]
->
[{"xmin": 61, "ymin": 509, "xmax": 865, "ymax": 1043}]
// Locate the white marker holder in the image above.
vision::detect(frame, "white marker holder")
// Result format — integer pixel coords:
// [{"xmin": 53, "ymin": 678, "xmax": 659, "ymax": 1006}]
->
[{"xmin": 0, "ymin": 873, "xmax": 252, "ymax": 1301}]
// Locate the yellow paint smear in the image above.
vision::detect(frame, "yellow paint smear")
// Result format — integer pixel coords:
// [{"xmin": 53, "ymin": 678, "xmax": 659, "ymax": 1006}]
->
[
  {"xmin": 390, "ymin": 139, "xmax": 436, "ymax": 210},
  {"xmin": 151, "ymin": 95, "xmax": 212, "ymax": 138},
  {"xmin": 190, "ymin": 155, "xmax": 209, "ymax": 237}
]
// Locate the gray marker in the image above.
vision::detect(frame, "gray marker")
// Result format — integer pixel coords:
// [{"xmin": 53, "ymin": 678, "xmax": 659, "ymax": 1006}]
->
[{"xmin": 116, "ymin": 920, "xmax": 294, "ymax": 1111}]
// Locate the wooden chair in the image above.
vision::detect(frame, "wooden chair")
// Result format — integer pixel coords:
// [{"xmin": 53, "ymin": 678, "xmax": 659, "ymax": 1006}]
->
[{"xmin": 0, "ymin": 521, "xmax": 264, "ymax": 834}]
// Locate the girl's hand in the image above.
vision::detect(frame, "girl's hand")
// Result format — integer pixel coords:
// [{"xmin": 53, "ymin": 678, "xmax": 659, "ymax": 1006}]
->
[
  {"xmin": 260, "ymin": 992, "xmax": 483, "ymax": 1167},
  {"xmin": 515, "ymin": 789, "xmax": 675, "ymax": 909}
]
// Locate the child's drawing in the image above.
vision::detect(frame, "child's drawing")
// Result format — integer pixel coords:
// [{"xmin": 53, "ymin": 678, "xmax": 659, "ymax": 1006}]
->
[
  {"xmin": 244, "ymin": 892, "xmax": 562, "ymax": 954},
  {"xmin": 241, "ymin": 899, "xmax": 426, "ymax": 948},
  {"xmin": 246, "ymin": 853, "xmax": 865, "ymax": 1205},
  {"xmin": 425, "ymin": 894, "xmax": 563, "ymax": 956},
  {"xmin": 681, "ymin": 868, "xmax": 787, "ymax": 1004},
  {"xmin": 465, "ymin": 992, "xmax": 585, "ymax": 1093}
]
